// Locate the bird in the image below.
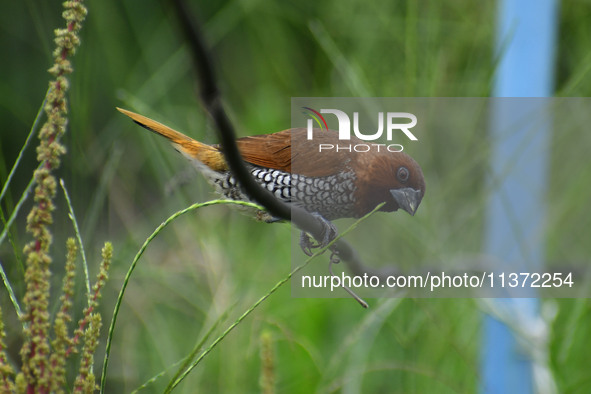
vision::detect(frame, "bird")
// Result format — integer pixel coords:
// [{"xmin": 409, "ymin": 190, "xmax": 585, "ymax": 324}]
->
[{"xmin": 117, "ymin": 108, "xmax": 425, "ymax": 252}]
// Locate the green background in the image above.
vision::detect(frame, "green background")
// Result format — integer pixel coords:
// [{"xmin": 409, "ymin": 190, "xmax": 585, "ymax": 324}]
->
[{"xmin": 1, "ymin": 0, "xmax": 591, "ymax": 392}]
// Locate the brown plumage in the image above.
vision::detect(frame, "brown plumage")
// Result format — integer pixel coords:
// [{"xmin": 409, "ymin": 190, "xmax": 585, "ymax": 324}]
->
[{"xmin": 117, "ymin": 107, "xmax": 425, "ymax": 220}]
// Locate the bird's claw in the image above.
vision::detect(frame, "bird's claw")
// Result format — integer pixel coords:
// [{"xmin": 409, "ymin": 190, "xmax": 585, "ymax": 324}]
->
[
  {"xmin": 298, "ymin": 213, "xmax": 338, "ymax": 256},
  {"xmin": 299, "ymin": 232, "xmax": 316, "ymax": 256}
]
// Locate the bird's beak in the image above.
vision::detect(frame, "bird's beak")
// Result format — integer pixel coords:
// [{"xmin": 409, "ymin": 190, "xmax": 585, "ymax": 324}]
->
[{"xmin": 390, "ymin": 188, "xmax": 422, "ymax": 216}]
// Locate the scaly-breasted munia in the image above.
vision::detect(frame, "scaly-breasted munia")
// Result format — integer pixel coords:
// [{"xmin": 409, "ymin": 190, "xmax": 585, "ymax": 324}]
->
[{"xmin": 117, "ymin": 108, "xmax": 425, "ymax": 235}]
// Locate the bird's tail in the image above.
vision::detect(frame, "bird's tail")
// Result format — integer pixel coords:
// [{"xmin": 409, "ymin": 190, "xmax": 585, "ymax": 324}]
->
[{"xmin": 117, "ymin": 107, "xmax": 227, "ymax": 172}]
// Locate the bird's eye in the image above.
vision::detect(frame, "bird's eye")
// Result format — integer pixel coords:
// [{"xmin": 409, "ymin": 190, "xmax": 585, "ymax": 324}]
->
[{"xmin": 397, "ymin": 166, "xmax": 409, "ymax": 183}]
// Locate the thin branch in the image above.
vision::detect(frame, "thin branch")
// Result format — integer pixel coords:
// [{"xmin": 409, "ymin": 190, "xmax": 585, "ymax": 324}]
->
[
  {"xmin": 168, "ymin": 0, "xmax": 373, "ymax": 276},
  {"xmin": 169, "ymin": 0, "xmax": 291, "ymax": 221}
]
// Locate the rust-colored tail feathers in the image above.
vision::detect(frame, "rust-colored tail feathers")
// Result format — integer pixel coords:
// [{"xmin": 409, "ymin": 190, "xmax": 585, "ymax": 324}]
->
[{"xmin": 117, "ymin": 107, "xmax": 227, "ymax": 171}]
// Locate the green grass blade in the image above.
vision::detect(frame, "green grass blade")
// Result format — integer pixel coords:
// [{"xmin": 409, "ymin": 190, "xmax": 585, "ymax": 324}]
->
[
  {"xmin": 0, "ymin": 90, "xmax": 46, "ymax": 205},
  {"xmin": 131, "ymin": 307, "xmax": 232, "ymax": 393},
  {"xmin": 164, "ymin": 203, "xmax": 385, "ymax": 392},
  {"xmin": 60, "ymin": 178, "xmax": 91, "ymax": 304},
  {"xmin": 99, "ymin": 199, "xmax": 264, "ymax": 393},
  {"xmin": 0, "ymin": 258, "xmax": 23, "ymax": 323},
  {"xmin": 0, "ymin": 170, "xmax": 40, "ymax": 324}
]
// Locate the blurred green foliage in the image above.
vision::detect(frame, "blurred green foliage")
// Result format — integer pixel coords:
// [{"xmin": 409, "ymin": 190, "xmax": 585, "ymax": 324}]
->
[{"xmin": 1, "ymin": 0, "xmax": 591, "ymax": 392}]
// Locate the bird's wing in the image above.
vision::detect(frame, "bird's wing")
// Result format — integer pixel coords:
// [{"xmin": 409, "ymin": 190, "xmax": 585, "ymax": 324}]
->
[
  {"xmin": 119, "ymin": 108, "xmax": 352, "ymax": 177},
  {"xmin": 234, "ymin": 129, "xmax": 293, "ymax": 172},
  {"xmin": 236, "ymin": 128, "xmax": 353, "ymax": 177}
]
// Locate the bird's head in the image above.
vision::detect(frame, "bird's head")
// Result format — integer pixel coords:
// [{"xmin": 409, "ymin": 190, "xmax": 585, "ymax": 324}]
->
[{"xmin": 354, "ymin": 151, "xmax": 425, "ymax": 217}]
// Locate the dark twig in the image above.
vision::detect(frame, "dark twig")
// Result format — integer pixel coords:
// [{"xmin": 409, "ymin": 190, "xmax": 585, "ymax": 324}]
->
[
  {"xmin": 170, "ymin": 0, "xmax": 291, "ymax": 221},
  {"xmin": 329, "ymin": 253, "xmax": 369, "ymax": 308},
  {"xmin": 169, "ymin": 0, "xmax": 378, "ymax": 301}
]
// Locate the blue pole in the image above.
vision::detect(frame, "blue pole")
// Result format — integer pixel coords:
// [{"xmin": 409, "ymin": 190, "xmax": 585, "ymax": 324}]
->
[{"xmin": 483, "ymin": 1, "xmax": 558, "ymax": 393}]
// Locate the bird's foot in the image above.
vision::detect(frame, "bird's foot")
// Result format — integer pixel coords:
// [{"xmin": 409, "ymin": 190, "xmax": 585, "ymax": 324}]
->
[
  {"xmin": 257, "ymin": 210, "xmax": 281, "ymax": 223},
  {"xmin": 299, "ymin": 213, "xmax": 338, "ymax": 256}
]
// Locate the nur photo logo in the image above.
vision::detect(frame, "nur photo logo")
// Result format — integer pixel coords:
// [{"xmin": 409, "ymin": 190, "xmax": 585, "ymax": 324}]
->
[{"xmin": 302, "ymin": 107, "xmax": 418, "ymax": 152}]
